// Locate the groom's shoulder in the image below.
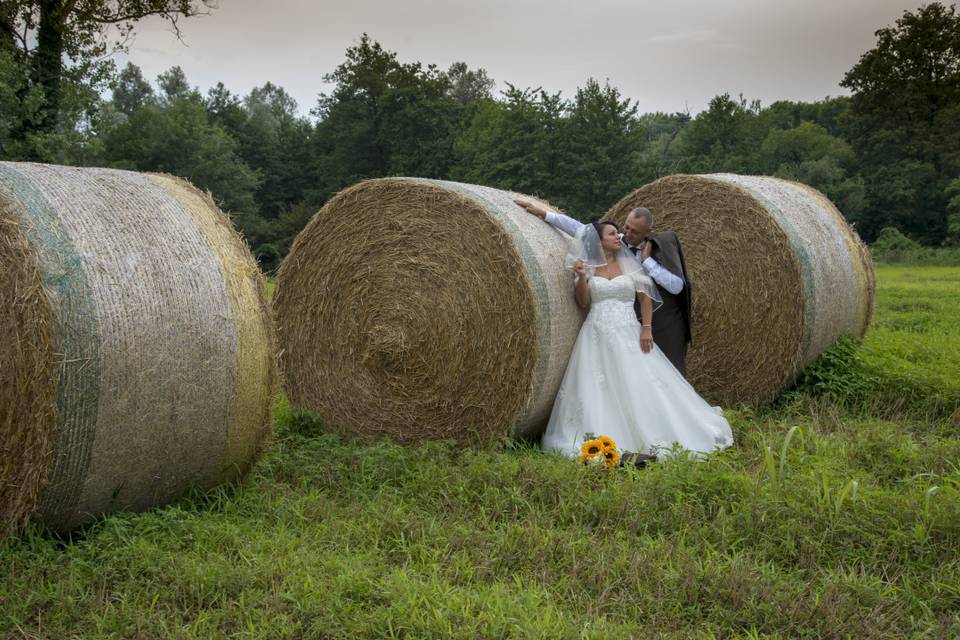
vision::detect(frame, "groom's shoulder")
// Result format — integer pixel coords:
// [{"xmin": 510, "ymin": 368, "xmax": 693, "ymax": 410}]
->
[{"xmin": 652, "ymin": 230, "xmax": 681, "ymax": 245}]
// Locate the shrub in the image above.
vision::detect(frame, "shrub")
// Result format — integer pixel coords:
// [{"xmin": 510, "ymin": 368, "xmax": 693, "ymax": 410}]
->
[
  {"xmin": 871, "ymin": 227, "xmax": 960, "ymax": 264},
  {"xmin": 791, "ymin": 336, "xmax": 880, "ymax": 404}
]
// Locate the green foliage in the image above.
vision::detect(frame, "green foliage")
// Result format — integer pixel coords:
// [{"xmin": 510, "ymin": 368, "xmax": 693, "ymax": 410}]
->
[
  {"xmin": 112, "ymin": 62, "xmax": 154, "ymax": 115},
  {"xmin": 552, "ymin": 79, "xmax": 641, "ymax": 218},
  {"xmin": 791, "ymin": 336, "xmax": 881, "ymax": 404},
  {"xmin": 451, "ymin": 86, "xmax": 565, "ymax": 201},
  {"xmin": 872, "ymin": 227, "xmax": 923, "ymax": 257},
  {"xmin": 947, "ymin": 177, "xmax": 960, "ymax": 245},
  {"xmin": 1, "ymin": 0, "xmax": 210, "ymax": 151},
  {"xmin": 871, "ymin": 227, "xmax": 960, "ymax": 264},
  {"xmin": 310, "ymin": 34, "xmax": 469, "ymax": 203},
  {"xmin": 840, "ymin": 2, "xmax": 960, "ymax": 242},
  {"xmin": 97, "ymin": 74, "xmax": 260, "ymax": 217},
  {"xmin": 757, "ymin": 121, "xmax": 867, "ymax": 221},
  {"xmin": 791, "ymin": 265, "xmax": 960, "ymax": 420},
  {"xmin": 678, "ymin": 93, "xmax": 764, "ymax": 174},
  {"xmin": 758, "ymin": 121, "xmax": 856, "ymax": 172},
  {"xmin": 0, "ymin": 45, "xmax": 104, "ymax": 163}
]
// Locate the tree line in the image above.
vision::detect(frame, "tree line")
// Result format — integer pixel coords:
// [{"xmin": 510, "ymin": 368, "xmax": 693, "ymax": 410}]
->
[{"xmin": 2, "ymin": 1, "xmax": 958, "ymax": 270}]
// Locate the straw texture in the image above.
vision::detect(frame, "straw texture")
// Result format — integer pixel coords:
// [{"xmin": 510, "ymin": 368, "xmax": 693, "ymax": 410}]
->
[
  {"xmin": 0, "ymin": 202, "xmax": 57, "ymax": 538},
  {"xmin": 0, "ymin": 162, "xmax": 276, "ymax": 535},
  {"xmin": 605, "ymin": 174, "xmax": 875, "ymax": 404},
  {"xmin": 275, "ymin": 178, "xmax": 581, "ymax": 445}
]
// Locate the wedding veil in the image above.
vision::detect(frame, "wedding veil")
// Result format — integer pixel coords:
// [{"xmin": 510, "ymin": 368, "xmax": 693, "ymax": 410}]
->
[
  {"xmin": 564, "ymin": 223, "xmax": 607, "ymax": 273},
  {"xmin": 565, "ymin": 222, "xmax": 662, "ymax": 311}
]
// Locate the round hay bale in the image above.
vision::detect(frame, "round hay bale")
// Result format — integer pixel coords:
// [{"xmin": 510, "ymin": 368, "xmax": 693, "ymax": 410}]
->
[
  {"xmin": 605, "ymin": 174, "xmax": 875, "ymax": 405},
  {"xmin": 0, "ymin": 161, "xmax": 276, "ymax": 535},
  {"xmin": 275, "ymin": 178, "xmax": 581, "ymax": 445}
]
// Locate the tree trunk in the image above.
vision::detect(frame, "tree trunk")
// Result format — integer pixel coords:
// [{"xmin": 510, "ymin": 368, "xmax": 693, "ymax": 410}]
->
[
  {"xmin": 0, "ymin": 2, "xmax": 16, "ymax": 55},
  {"xmin": 33, "ymin": 0, "xmax": 66, "ymax": 134}
]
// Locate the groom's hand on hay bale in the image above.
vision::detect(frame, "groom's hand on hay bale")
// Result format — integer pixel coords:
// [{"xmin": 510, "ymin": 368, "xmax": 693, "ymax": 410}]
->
[{"xmin": 514, "ymin": 200, "xmax": 546, "ymax": 219}]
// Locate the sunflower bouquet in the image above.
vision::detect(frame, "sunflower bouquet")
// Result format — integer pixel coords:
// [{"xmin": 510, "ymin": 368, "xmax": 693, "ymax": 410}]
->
[{"xmin": 579, "ymin": 434, "xmax": 620, "ymax": 468}]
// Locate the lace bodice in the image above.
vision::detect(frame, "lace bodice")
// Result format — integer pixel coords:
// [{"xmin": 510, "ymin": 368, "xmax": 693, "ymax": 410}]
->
[
  {"xmin": 586, "ymin": 274, "xmax": 642, "ymax": 330},
  {"xmin": 589, "ymin": 274, "xmax": 640, "ymax": 303}
]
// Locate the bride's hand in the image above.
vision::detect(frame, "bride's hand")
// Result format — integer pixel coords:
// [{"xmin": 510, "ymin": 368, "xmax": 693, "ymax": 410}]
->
[
  {"xmin": 640, "ymin": 326, "xmax": 654, "ymax": 353},
  {"xmin": 573, "ymin": 259, "xmax": 587, "ymax": 277}
]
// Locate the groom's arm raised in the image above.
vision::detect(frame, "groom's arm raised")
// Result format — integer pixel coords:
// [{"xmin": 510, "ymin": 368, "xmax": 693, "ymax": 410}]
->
[
  {"xmin": 640, "ymin": 238, "xmax": 684, "ymax": 295},
  {"xmin": 514, "ymin": 200, "xmax": 584, "ymax": 237}
]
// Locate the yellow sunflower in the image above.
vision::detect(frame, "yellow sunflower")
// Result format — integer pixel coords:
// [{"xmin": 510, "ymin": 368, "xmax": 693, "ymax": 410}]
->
[
  {"xmin": 580, "ymin": 439, "xmax": 603, "ymax": 459},
  {"xmin": 603, "ymin": 449, "xmax": 621, "ymax": 466},
  {"xmin": 598, "ymin": 436, "xmax": 616, "ymax": 452}
]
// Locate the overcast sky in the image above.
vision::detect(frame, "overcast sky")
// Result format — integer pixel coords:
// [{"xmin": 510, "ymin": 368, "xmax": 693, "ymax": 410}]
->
[{"xmin": 118, "ymin": 0, "xmax": 922, "ymax": 117}]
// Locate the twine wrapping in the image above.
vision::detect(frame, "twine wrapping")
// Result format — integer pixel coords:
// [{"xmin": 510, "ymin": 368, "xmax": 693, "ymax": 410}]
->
[{"xmin": 0, "ymin": 162, "xmax": 276, "ymax": 535}]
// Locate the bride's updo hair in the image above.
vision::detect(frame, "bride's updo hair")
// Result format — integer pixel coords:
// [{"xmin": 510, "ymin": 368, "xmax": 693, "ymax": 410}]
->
[{"xmin": 592, "ymin": 220, "xmax": 619, "ymax": 237}]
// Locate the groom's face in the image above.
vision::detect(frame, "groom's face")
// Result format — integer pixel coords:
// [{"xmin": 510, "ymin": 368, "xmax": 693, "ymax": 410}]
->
[{"xmin": 622, "ymin": 214, "xmax": 650, "ymax": 246}]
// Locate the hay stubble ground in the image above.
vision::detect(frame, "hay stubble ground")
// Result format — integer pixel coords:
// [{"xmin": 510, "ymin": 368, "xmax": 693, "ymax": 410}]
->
[{"xmin": 1, "ymin": 265, "xmax": 958, "ymax": 639}]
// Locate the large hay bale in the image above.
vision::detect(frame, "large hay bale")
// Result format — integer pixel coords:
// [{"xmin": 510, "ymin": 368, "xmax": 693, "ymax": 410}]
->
[
  {"xmin": 605, "ymin": 174, "xmax": 875, "ymax": 404},
  {"xmin": 0, "ymin": 162, "xmax": 276, "ymax": 535},
  {"xmin": 275, "ymin": 178, "xmax": 581, "ymax": 445}
]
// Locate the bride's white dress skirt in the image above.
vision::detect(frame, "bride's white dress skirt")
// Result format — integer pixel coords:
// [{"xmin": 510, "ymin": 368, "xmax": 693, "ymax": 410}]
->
[{"xmin": 541, "ymin": 273, "xmax": 734, "ymax": 458}]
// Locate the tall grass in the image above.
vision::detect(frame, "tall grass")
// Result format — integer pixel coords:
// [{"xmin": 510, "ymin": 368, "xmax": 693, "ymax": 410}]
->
[{"xmin": 2, "ymin": 265, "xmax": 959, "ymax": 639}]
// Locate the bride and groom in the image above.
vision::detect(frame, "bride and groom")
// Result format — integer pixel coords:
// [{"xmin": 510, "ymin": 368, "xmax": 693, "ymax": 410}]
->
[{"xmin": 514, "ymin": 200, "xmax": 734, "ymax": 462}]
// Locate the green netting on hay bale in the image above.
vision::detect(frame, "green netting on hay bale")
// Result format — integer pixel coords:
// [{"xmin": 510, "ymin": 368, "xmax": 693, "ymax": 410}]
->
[
  {"xmin": 0, "ymin": 162, "xmax": 276, "ymax": 535},
  {"xmin": 605, "ymin": 174, "xmax": 875, "ymax": 405},
  {"xmin": 275, "ymin": 178, "xmax": 582, "ymax": 445}
]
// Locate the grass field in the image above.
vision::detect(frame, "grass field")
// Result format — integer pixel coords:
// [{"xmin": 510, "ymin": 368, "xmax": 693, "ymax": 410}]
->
[{"xmin": 2, "ymin": 266, "xmax": 958, "ymax": 639}]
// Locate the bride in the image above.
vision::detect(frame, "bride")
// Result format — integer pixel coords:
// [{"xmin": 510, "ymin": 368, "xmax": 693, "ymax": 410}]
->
[{"xmin": 541, "ymin": 220, "xmax": 734, "ymax": 460}]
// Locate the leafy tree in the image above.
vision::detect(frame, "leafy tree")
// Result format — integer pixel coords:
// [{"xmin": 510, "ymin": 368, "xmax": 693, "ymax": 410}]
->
[
  {"xmin": 451, "ymin": 85, "xmax": 565, "ymax": 201},
  {"xmin": 758, "ymin": 97, "xmax": 851, "ymax": 138},
  {"xmin": 238, "ymin": 82, "xmax": 314, "ymax": 219},
  {"xmin": 445, "ymin": 61, "xmax": 495, "ymax": 105},
  {"xmin": 756, "ymin": 121, "xmax": 866, "ymax": 224},
  {"xmin": 840, "ymin": 2, "xmax": 960, "ymax": 241},
  {"xmin": 375, "ymin": 62, "xmax": 460, "ymax": 177},
  {"xmin": 157, "ymin": 64, "xmax": 192, "ymax": 102},
  {"xmin": 99, "ymin": 67, "xmax": 260, "ymax": 219},
  {"xmin": 205, "ymin": 82, "xmax": 245, "ymax": 129},
  {"xmin": 112, "ymin": 61, "xmax": 153, "ymax": 114},
  {"xmin": 311, "ymin": 34, "xmax": 471, "ymax": 201},
  {"xmin": 946, "ymin": 177, "xmax": 960, "ymax": 244},
  {"xmin": 1, "ymin": 0, "xmax": 211, "ymax": 155},
  {"xmin": 553, "ymin": 78, "xmax": 640, "ymax": 217},
  {"xmin": 678, "ymin": 93, "xmax": 764, "ymax": 173},
  {"xmin": 758, "ymin": 121, "xmax": 855, "ymax": 172},
  {"xmin": 634, "ymin": 111, "xmax": 691, "ymax": 180}
]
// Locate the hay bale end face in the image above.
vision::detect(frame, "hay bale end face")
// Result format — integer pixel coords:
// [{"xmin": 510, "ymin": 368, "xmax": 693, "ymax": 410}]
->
[
  {"xmin": 605, "ymin": 174, "xmax": 875, "ymax": 405},
  {"xmin": 0, "ymin": 162, "xmax": 276, "ymax": 536},
  {"xmin": 275, "ymin": 178, "xmax": 581, "ymax": 445}
]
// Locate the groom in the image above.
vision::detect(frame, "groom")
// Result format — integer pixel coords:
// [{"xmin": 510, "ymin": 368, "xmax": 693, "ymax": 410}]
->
[{"xmin": 514, "ymin": 200, "xmax": 692, "ymax": 376}]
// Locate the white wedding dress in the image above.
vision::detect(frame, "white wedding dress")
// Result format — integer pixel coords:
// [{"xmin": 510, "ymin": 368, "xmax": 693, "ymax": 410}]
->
[{"xmin": 541, "ymin": 271, "xmax": 734, "ymax": 458}]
